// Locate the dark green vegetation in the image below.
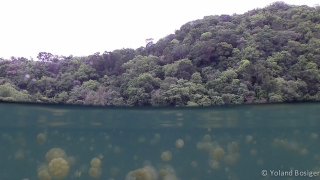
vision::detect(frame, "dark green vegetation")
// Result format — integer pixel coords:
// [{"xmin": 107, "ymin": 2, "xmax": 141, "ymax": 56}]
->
[{"xmin": 1, "ymin": 2, "xmax": 320, "ymax": 106}]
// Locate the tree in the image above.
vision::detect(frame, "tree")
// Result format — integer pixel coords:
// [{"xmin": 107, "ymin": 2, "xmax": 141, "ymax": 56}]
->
[
  {"xmin": 37, "ymin": 52, "xmax": 53, "ymax": 62},
  {"xmin": 55, "ymin": 73, "xmax": 75, "ymax": 92},
  {"xmin": 163, "ymin": 59, "xmax": 195, "ymax": 80},
  {"xmin": 74, "ymin": 64, "xmax": 99, "ymax": 82},
  {"xmin": 190, "ymin": 72, "xmax": 203, "ymax": 84},
  {"xmin": 200, "ymin": 32, "xmax": 212, "ymax": 41},
  {"xmin": 122, "ymin": 55, "xmax": 162, "ymax": 78},
  {"xmin": 172, "ymin": 44, "xmax": 189, "ymax": 60},
  {"xmin": 0, "ymin": 83, "xmax": 30, "ymax": 102},
  {"xmin": 145, "ymin": 38, "xmax": 154, "ymax": 48},
  {"xmin": 55, "ymin": 91, "xmax": 69, "ymax": 103},
  {"xmin": 124, "ymin": 73, "xmax": 161, "ymax": 106},
  {"xmin": 83, "ymin": 86, "xmax": 125, "ymax": 106},
  {"xmin": 82, "ymin": 80, "xmax": 100, "ymax": 91}
]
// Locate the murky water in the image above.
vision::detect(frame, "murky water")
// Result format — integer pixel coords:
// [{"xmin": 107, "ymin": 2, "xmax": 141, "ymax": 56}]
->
[{"xmin": 0, "ymin": 102, "xmax": 319, "ymax": 180}]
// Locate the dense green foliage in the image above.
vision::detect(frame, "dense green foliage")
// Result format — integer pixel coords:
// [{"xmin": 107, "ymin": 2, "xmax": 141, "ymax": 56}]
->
[{"xmin": 1, "ymin": 2, "xmax": 320, "ymax": 106}]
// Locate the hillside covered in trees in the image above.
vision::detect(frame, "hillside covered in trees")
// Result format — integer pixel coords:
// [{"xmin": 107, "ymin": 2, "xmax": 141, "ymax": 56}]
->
[{"xmin": 1, "ymin": 2, "xmax": 320, "ymax": 106}]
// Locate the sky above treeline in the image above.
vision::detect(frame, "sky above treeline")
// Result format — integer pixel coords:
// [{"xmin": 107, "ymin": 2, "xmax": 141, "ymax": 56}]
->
[{"xmin": 0, "ymin": 0, "xmax": 319, "ymax": 59}]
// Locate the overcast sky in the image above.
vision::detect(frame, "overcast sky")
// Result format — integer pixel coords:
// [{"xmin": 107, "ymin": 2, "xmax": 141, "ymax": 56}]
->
[{"xmin": 0, "ymin": 0, "xmax": 318, "ymax": 59}]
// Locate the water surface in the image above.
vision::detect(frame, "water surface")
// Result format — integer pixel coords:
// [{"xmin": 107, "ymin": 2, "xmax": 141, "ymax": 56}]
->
[{"xmin": 0, "ymin": 102, "xmax": 319, "ymax": 180}]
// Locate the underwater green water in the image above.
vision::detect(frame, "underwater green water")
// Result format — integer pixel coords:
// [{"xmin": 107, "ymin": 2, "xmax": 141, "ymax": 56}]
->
[{"xmin": 0, "ymin": 102, "xmax": 320, "ymax": 180}]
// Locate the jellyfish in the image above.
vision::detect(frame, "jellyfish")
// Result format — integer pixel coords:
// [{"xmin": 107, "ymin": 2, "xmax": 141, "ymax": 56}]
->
[
  {"xmin": 196, "ymin": 142, "xmax": 214, "ymax": 152},
  {"xmin": 279, "ymin": 139, "xmax": 288, "ymax": 148},
  {"xmin": 224, "ymin": 155, "xmax": 236, "ymax": 165},
  {"xmin": 150, "ymin": 139, "xmax": 159, "ymax": 146},
  {"xmin": 175, "ymin": 139, "xmax": 184, "ymax": 148},
  {"xmin": 74, "ymin": 170, "xmax": 81, "ymax": 177},
  {"xmin": 158, "ymin": 165, "xmax": 176, "ymax": 180},
  {"xmin": 125, "ymin": 172, "xmax": 136, "ymax": 180},
  {"xmin": 110, "ymin": 167, "xmax": 120, "ymax": 177},
  {"xmin": 133, "ymin": 155, "xmax": 139, "ymax": 161},
  {"xmin": 66, "ymin": 136, "xmax": 71, "ymax": 141},
  {"xmin": 250, "ymin": 149, "xmax": 257, "ymax": 156},
  {"xmin": 37, "ymin": 133, "xmax": 46, "ymax": 144},
  {"xmin": 191, "ymin": 161, "xmax": 198, "ymax": 168},
  {"xmin": 14, "ymin": 150, "xmax": 24, "ymax": 161},
  {"xmin": 142, "ymin": 160, "xmax": 152, "ymax": 167},
  {"xmin": 208, "ymin": 159, "xmax": 220, "ymax": 170},
  {"xmin": 105, "ymin": 135, "xmax": 110, "ymax": 141},
  {"xmin": 300, "ymin": 148, "xmax": 308, "ymax": 155},
  {"xmin": 91, "ymin": 157, "xmax": 101, "ymax": 168},
  {"xmin": 48, "ymin": 157, "xmax": 70, "ymax": 179},
  {"xmin": 154, "ymin": 134, "xmax": 161, "ymax": 140},
  {"xmin": 89, "ymin": 167, "xmax": 102, "ymax": 178},
  {"xmin": 210, "ymin": 147, "xmax": 225, "ymax": 161},
  {"xmin": 163, "ymin": 174, "xmax": 178, "ymax": 180},
  {"xmin": 51, "ymin": 130, "xmax": 60, "ymax": 137},
  {"xmin": 313, "ymin": 166, "xmax": 320, "ymax": 172},
  {"xmin": 79, "ymin": 137, "xmax": 85, "ymax": 142},
  {"xmin": 257, "ymin": 159, "xmax": 264, "ymax": 166},
  {"xmin": 125, "ymin": 165, "xmax": 158, "ymax": 180},
  {"xmin": 245, "ymin": 135, "xmax": 253, "ymax": 144},
  {"xmin": 311, "ymin": 133, "xmax": 318, "ymax": 140},
  {"xmin": 227, "ymin": 142, "xmax": 238, "ymax": 153},
  {"xmin": 231, "ymin": 152, "xmax": 240, "ymax": 161},
  {"xmin": 113, "ymin": 146, "xmax": 122, "ymax": 154},
  {"xmin": 16, "ymin": 137, "xmax": 26, "ymax": 147},
  {"xmin": 79, "ymin": 164, "xmax": 89, "ymax": 174},
  {"xmin": 38, "ymin": 169, "xmax": 52, "ymax": 180},
  {"xmin": 287, "ymin": 141, "xmax": 299, "ymax": 152},
  {"xmin": 66, "ymin": 156, "xmax": 76, "ymax": 167},
  {"xmin": 138, "ymin": 136, "xmax": 146, "ymax": 143},
  {"xmin": 37, "ymin": 163, "xmax": 49, "ymax": 172},
  {"xmin": 161, "ymin": 151, "xmax": 172, "ymax": 161},
  {"xmin": 46, "ymin": 148, "xmax": 67, "ymax": 163},
  {"xmin": 143, "ymin": 165, "xmax": 158, "ymax": 180},
  {"xmin": 203, "ymin": 134, "xmax": 211, "ymax": 142}
]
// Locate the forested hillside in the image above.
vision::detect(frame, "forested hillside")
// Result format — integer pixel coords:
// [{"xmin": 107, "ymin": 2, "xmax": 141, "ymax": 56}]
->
[{"xmin": 1, "ymin": 2, "xmax": 320, "ymax": 106}]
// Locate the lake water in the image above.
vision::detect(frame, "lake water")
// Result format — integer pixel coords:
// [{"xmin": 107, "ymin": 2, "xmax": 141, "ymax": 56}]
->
[{"xmin": 0, "ymin": 101, "xmax": 319, "ymax": 180}]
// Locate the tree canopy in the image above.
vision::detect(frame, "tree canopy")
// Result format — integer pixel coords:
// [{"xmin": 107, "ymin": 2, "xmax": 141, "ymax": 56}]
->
[{"xmin": 1, "ymin": 2, "xmax": 320, "ymax": 106}]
